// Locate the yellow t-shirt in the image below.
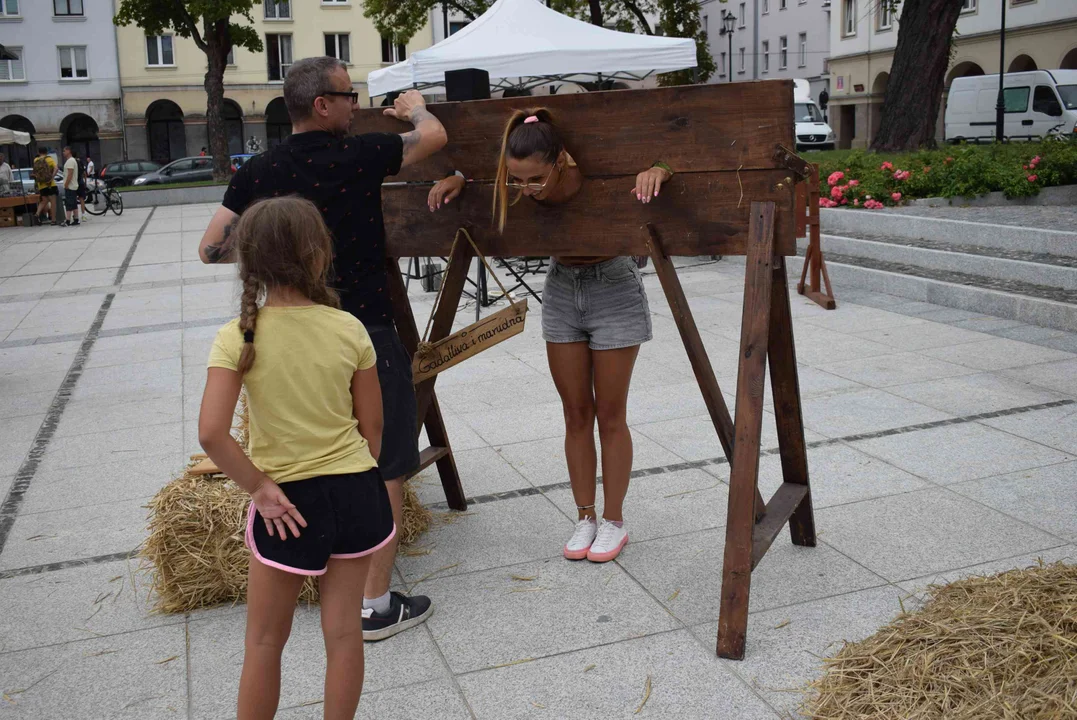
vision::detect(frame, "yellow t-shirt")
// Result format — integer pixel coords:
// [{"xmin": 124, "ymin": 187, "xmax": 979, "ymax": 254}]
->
[{"xmin": 207, "ymin": 305, "xmax": 378, "ymax": 484}]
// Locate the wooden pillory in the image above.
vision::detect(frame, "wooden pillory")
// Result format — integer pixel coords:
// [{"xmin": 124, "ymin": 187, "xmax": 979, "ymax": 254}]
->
[
  {"xmin": 353, "ymin": 81, "xmax": 817, "ymax": 660},
  {"xmin": 795, "ymin": 164, "xmax": 837, "ymax": 309}
]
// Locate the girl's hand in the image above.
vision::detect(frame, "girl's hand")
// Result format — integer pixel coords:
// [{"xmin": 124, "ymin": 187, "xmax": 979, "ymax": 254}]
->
[
  {"xmin": 251, "ymin": 478, "xmax": 307, "ymax": 540},
  {"xmin": 631, "ymin": 166, "xmax": 672, "ymax": 204},
  {"xmin": 428, "ymin": 175, "xmax": 465, "ymax": 211}
]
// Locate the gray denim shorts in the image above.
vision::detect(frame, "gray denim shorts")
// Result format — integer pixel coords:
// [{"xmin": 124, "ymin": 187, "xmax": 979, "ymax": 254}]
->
[{"xmin": 541, "ymin": 257, "xmax": 653, "ymax": 350}]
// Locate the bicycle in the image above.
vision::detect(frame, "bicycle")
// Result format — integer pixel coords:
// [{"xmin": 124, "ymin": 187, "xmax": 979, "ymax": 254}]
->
[{"xmin": 84, "ymin": 178, "xmax": 124, "ymax": 216}]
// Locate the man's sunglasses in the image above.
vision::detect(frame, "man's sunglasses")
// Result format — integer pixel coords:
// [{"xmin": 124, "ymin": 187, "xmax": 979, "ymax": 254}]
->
[{"xmin": 324, "ymin": 91, "xmax": 360, "ymax": 103}]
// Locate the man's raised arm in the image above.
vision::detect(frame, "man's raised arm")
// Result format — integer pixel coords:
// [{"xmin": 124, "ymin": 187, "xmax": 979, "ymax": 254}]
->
[
  {"xmin": 384, "ymin": 90, "xmax": 448, "ymax": 169},
  {"xmin": 199, "ymin": 206, "xmax": 239, "ymax": 264}
]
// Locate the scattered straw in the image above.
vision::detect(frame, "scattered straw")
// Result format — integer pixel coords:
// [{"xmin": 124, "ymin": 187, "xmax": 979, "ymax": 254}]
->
[
  {"xmin": 584, "ymin": 664, "xmax": 597, "ymax": 673},
  {"xmin": 667, "ymin": 589, "xmax": 681, "ymax": 603},
  {"xmin": 490, "ymin": 657, "xmax": 535, "ymax": 669},
  {"xmin": 139, "ymin": 398, "xmax": 432, "ymax": 613},
  {"xmin": 774, "ymin": 620, "xmax": 791, "ymax": 629},
  {"xmin": 634, "ymin": 675, "xmax": 652, "ymax": 714},
  {"xmin": 802, "ymin": 561, "xmax": 1077, "ymax": 719}
]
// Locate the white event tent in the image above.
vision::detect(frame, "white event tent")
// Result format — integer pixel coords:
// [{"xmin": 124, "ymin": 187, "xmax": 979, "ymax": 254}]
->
[{"xmin": 367, "ymin": 0, "xmax": 697, "ymax": 98}]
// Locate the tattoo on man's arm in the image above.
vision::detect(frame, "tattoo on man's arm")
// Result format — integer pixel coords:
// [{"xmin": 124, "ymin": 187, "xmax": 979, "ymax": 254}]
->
[
  {"xmin": 401, "ymin": 129, "xmax": 423, "ymax": 158},
  {"xmin": 205, "ymin": 218, "xmax": 237, "ymax": 263}
]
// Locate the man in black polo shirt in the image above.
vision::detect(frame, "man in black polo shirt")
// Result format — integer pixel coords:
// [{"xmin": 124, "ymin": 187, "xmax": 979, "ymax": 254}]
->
[{"xmin": 198, "ymin": 56, "xmax": 447, "ymax": 641}]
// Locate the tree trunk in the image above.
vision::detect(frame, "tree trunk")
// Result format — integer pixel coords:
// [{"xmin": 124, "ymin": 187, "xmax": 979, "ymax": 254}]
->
[
  {"xmin": 588, "ymin": 0, "xmax": 603, "ymax": 26},
  {"xmin": 204, "ymin": 19, "xmax": 232, "ymax": 182},
  {"xmin": 870, "ymin": 0, "xmax": 963, "ymax": 151}
]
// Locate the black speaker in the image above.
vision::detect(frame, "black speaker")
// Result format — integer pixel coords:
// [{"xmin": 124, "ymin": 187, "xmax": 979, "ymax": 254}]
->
[{"xmin": 445, "ymin": 68, "xmax": 490, "ymax": 101}]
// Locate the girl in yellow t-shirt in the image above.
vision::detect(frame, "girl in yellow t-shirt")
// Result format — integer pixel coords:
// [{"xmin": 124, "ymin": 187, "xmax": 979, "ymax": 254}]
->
[{"xmin": 198, "ymin": 196, "xmax": 392, "ymax": 720}]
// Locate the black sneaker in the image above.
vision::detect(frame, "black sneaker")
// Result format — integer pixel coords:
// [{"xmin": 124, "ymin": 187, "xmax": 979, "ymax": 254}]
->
[{"xmin": 362, "ymin": 591, "xmax": 433, "ymax": 642}]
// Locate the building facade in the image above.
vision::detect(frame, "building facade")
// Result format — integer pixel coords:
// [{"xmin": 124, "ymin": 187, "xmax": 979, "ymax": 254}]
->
[
  {"xmin": 0, "ymin": 0, "xmax": 124, "ymax": 168},
  {"xmin": 701, "ymin": 0, "xmax": 832, "ymax": 102},
  {"xmin": 827, "ymin": 0, "xmax": 1077, "ymax": 149},
  {"xmin": 115, "ymin": 0, "xmax": 432, "ymax": 165}
]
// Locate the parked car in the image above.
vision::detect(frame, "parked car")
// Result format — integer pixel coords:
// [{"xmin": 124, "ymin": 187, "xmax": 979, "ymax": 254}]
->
[
  {"xmin": 132, "ymin": 156, "xmax": 215, "ymax": 186},
  {"xmin": 230, "ymin": 153, "xmax": 255, "ymax": 172},
  {"xmin": 945, "ymin": 69, "xmax": 1077, "ymax": 143},
  {"xmin": 100, "ymin": 160, "xmax": 161, "ymax": 186},
  {"xmin": 794, "ymin": 79, "xmax": 836, "ymax": 151},
  {"xmin": 11, "ymin": 168, "xmax": 36, "ymax": 195}
]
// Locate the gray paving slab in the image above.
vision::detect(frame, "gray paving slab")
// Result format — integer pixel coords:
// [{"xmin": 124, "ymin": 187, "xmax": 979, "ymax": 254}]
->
[
  {"xmin": 0, "ymin": 387, "xmax": 56, "ymax": 420},
  {"xmin": 122, "ymin": 262, "xmax": 184, "ymax": 285},
  {"xmin": 896, "ymin": 544, "xmax": 1077, "ymax": 596},
  {"xmin": 0, "ymin": 272, "xmax": 60, "ymax": 297},
  {"xmin": 886, "ymin": 372, "xmax": 1067, "ymax": 416},
  {"xmin": 626, "ymin": 380, "xmax": 714, "ymax": 426},
  {"xmin": 785, "ymin": 328, "xmax": 896, "ymax": 367},
  {"xmin": 0, "ymin": 368, "xmax": 66, "ymax": 396},
  {"xmin": 84, "ymin": 329, "xmax": 183, "ymax": 369},
  {"xmin": 636, "ymin": 411, "xmax": 828, "ymax": 461},
  {"xmin": 21, "ymin": 452, "xmax": 183, "ymax": 515},
  {"xmin": 691, "ymin": 585, "xmax": 912, "ymax": 718},
  {"xmin": 457, "ymin": 401, "xmax": 565, "ymax": 446},
  {"xmin": 854, "ymin": 321, "xmax": 992, "ymax": 351},
  {"xmin": 0, "ymin": 498, "xmax": 148, "ymax": 571},
  {"xmin": 921, "ymin": 336, "xmax": 1074, "ymax": 371},
  {"xmin": 0, "ymin": 413, "xmax": 44, "ymax": 476},
  {"xmin": 34, "ymin": 421, "xmax": 183, "ymax": 474},
  {"xmin": 0, "ymin": 624, "xmax": 188, "ymax": 719},
  {"xmin": 621, "ymin": 526, "xmax": 886, "ymax": 627},
  {"xmin": 979, "ymin": 404, "xmax": 1077, "ymax": 454},
  {"xmin": 799, "ymin": 306, "xmax": 928, "ymax": 334},
  {"xmin": 951, "ymin": 316, "xmax": 1028, "ymax": 333},
  {"xmin": 69, "ymin": 358, "xmax": 184, "ymax": 407},
  {"xmin": 544, "ymin": 468, "xmax": 729, "ymax": 544},
  {"xmin": 949, "ymin": 461, "xmax": 1077, "ymax": 542},
  {"xmin": 993, "ymin": 323, "xmax": 1069, "ymax": 343},
  {"xmin": 850, "ymin": 421, "xmax": 1072, "ymax": 485},
  {"xmin": 396, "ymin": 494, "xmax": 569, "ymax": 583},
  {"xmin": 47, "ymin": 267, "xmax": 115, "ymax": 293},
  {"xmin": 278, "ymin": 679, "xmax": 473, "ymax": 720},
  {"xmin": 819, "ymin": 351, "xmax": 976, "ymax": 388},
  {"xmin": 790, "ymin": 364, "xmax": 869, "ymax": 399},
  {"xmin": 54, "ymin": 397, "xmax": 184, "ymax": 440},
  {"xmin": 756, "ymin": 442, "xmax": 932, "ymax": 509},
  {"xmin": 816, "ymin": 487, "xmax": 1062, "ymax": 582},
  {"xmin": 0, "ymin": 300, "xmax": 38, "ymax": 333},
  {"xmin": 187, "ymin": 607, "xmax": 448, "ymax": 719},
  {"xmin": 1001, "ymin": 357, "xmax": 1077, "ymax": 397},
  {"xmin": 800, "ymin": 388, "xmax": 951, "ymax": 437},
  {"xmin": 458, "ymin": 629, "xmax": 779, "ymax": 719},
  {"xmin": 0, "ymin": 558, "xmax": 179, "ymax": 654},
  {"xmin": 0, "ymin": 339, "xmax": 80, "ymax": 375},
  {"xmin": 422, "ymin": 558, "xmax": 679, "ymax": 674}
]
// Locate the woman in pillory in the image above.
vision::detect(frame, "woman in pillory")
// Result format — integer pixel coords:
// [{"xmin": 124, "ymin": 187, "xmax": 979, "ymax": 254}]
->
[
  {"xmin": 198, "ymin": 196, "xmax": 393, "ymax": 720},
  {"xmin": 426, "ymin": 109, "xmax": 674, "ymax": 563}
]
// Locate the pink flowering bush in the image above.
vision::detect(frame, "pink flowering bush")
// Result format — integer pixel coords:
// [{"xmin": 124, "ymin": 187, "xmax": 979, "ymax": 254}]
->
[{"xmin": 827, "ymin": 171, "xmax": 845, "ymax": 186}]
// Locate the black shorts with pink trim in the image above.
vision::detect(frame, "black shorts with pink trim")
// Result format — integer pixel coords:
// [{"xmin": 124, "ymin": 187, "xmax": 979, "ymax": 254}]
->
[{"xmin": 246, "ymin": 469, "xmax": 394, "ymax": 576}]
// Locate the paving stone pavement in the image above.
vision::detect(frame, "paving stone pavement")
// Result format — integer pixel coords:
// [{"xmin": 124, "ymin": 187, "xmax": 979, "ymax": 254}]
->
[
  {"xmin": 1, "ymin": 203, "xmax": 1075, "ymax": 719},
  {"xmin": 888, "ymin": 205, "xmax": 1077, "ymax": 232}
]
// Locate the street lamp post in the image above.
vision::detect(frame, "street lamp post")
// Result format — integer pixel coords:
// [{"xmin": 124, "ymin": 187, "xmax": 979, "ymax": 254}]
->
[
  {"xmin": 994, "ymin": 0, "xmax": 1007, "ymax": 142},
  {"xmin": 719, "ymin": 12, "xmax": 737, "ymax": 83}
]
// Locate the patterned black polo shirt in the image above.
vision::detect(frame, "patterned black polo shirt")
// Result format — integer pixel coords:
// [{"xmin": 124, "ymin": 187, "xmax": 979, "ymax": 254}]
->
[{"xmin": 222, "ymin": 130, "xmax": 404, "ymax": 328}]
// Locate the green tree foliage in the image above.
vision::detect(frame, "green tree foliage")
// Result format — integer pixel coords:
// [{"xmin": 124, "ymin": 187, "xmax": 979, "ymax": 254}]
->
[{"xmin": 114, "ymin": 0, "xmax": 263, "ymax": 179}]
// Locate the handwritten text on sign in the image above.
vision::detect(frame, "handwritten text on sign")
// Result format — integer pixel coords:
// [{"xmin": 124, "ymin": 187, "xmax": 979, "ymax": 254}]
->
[{"xmin": 412, "ymin": 300, "xmax": 529, "ymax": 384}]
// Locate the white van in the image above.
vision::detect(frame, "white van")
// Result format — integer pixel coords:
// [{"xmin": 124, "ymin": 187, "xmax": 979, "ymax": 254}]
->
[
  {"xmin": 945, "ymin": 69, "xmax": 1077, "ymax": 143},
  {"xmin": 793, "ymin": 79, "xmax": 836, "ymax": 151}
]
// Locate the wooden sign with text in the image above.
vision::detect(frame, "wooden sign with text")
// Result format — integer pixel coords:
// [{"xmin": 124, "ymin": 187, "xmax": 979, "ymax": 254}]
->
[{"xmin": 411, "ymin": 300, "xmax": 528, "ymax": 384}]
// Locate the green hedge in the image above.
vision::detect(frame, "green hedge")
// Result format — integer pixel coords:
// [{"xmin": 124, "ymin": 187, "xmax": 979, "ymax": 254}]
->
[{"xmin": 812, "ymin": 142, "xmax": 1077, "ymax": 209}]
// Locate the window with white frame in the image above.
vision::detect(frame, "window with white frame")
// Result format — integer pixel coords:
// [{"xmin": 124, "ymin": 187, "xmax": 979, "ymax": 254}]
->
[
  {"xmin": 0, "ymin": 45, "xmax": 23, "ymax": 80},
  {"xmin": 843, "ymin": 0, "xmax": 856, "ymax": 36},
  {"xmin": 226, "ymin": 47, "xmax": 235, "ymax": 65},
  {"xmin": 738, "ymin": 3, "xmax": 746, "ymax": 27},
  {"xmin": 266, "ymin": 33, "xmax": 292, "ymax": 80},
  {"xmin": 325, "ymin": 33, "xmax": 350, "ymax": 63},
  {"xmin": 762, "ymin": 41, "xmax": 769, "ymax": 72},
  {"xmin": 0, "ymin": 0, "xmax": 20, "ymax": 17},
  {"xmin": 960, "ymin": 0, "xmax": 976, "ymax": 10},
  {"xmin": 381, "ymin": 36, "xmax": 406, "ymax": 63},
  {"xmin": 719, "ymin": 51, "xmax": 726, "ymax": 76},
  {"xmin": 322, "ymin": 0, "xmax": 349, "ymax": 4},
  {"xmin": 53, "ymin": 0, "xmax": 82, "ymax": 16},
  {"xmin": 798, "ymin": 33, "xmax": 806, "ymax": 67},
  {"xmin": 146, "ymin": 35, "xmax": 174, "ymax": 66},
  {"xmin": 762, "ymin": 0, "xmax": 769, "ymax": 14},
  {"xmin": 264, "ymin": 1, "xmax": 291, "ymax": 19},
  {"xmin": 878, "ymin": 0, "xmax": 894, "ymax": 30},
  {"xmin": 779, "ymin": 36, "xmax": 788, "ymax": 69},
  {"xmin": 738, "ymin": 47, "xmax": 745, "ymax": 72},
  {"xmin": 58, "ymin": 46, "xmax": 87, "ymax": 79}
]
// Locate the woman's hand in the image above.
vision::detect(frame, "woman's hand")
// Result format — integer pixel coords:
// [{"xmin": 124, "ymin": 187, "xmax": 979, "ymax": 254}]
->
[
  {"xmin": 632, "ymin": 166, "xmax": 673, "ymax": 204},
  {"xmin": 250, "ymin": 477, "xmax": 307, "ymax": 540},
  {"xmin": 428, "ymin": 174, "xmax": 465, "ymax": 211}
]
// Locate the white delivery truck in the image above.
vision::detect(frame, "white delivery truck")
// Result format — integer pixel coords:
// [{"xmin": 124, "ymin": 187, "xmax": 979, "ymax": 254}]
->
[
  {"xmin": 945, "ymin": 69, "xmax": 1077, "ymax": 143},
  {"xmin": 793, "ymin": 79, "xmax": 836, "ymax": 151}
]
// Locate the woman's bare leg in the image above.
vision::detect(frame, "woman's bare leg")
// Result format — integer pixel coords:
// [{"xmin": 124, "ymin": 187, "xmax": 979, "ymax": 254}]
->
[
  {"xmin": 592, "ymin": 345, "xmax": 640, "ymax": 522},
  {"xmin": 320, "ymin": 556, "xmax": 372, "ymax": 720},
  {"xmin": 547, "ymin": 341, "xmax": 597, "ymax": 520}
]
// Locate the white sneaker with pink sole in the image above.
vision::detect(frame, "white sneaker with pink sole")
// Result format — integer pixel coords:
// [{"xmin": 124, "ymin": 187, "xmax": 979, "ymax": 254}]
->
[
  {"xmin": 587, "ymin": 519, "xmax": 628, "ymax": 562},
  {"xmin": 564, "ymin": 518, "xmax": 598, "ymax": 560}
]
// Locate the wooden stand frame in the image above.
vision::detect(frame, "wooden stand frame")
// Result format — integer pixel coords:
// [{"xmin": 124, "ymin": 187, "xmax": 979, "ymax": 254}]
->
[
  {"xmin": 354, "ymin": 81, "xmax": 817, "ymax": 659},
  {"xmin": 796, "ymin": 164, "xmax": 837, "ymax": 310}
]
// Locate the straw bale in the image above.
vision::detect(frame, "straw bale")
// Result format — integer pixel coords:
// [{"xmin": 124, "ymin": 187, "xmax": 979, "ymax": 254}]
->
[{"xmin": 802, "ymin": 561, "xmax": 1077, "ymax": 719}]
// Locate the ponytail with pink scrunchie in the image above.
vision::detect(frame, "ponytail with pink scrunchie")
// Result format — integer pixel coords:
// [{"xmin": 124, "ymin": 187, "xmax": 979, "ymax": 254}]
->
[{"xmin": 523, "ymin": 115, "xmax": 540, "ymax": 124}]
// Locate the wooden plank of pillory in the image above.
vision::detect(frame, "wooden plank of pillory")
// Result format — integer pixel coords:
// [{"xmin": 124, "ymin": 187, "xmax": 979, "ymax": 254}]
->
[
  {"xmin": 353, "ymin": 81, "xmax": 795, "ymax": 181},
  {"xmin": 381, "ymin": 170, "xmax": 796, "ymax": 258},
  {"xmin": 717, "ymin": 201, "xmax": 777, "ymax": 661},
  {"xmin": 645, "ymin": 224, "xmax": 766, "ymax": 522},
  {"xmin": 751, "ymin": 482, "xmax": 809, "ymax": 568},
  {"xmin": 386, "ymin": 256, "xmax": 467, "ymax": 510},
  {"xmin": 767, "ymin": 256, "xmax": 817, "ymax": 548}
]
